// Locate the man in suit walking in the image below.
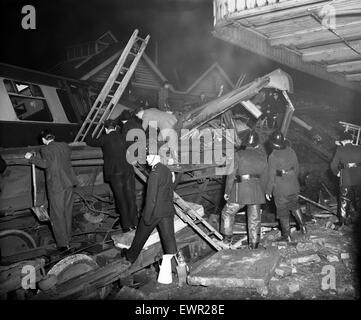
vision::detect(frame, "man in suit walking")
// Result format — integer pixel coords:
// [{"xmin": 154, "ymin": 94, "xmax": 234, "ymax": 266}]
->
[
  {"xmin": 265, "ymin": 131, "xmax": 307, "ymax": 242},
  {"xmin": 121, "ymin": 146, "xmax": 177, "ymax": 279},
  {"xmin": 330, "ymin": 131, "xmax": 361, "ymax": 227},
  {"xmin": 222, "ymin": 130, "xmax": 268, "ymax": 248},
  {"xmin": 86, "ymin": 119, "xmax": 138, "ymax": 232},
  {"xmin": 25, "ymin": 130, "xmax": 78, "ymax": 250}
]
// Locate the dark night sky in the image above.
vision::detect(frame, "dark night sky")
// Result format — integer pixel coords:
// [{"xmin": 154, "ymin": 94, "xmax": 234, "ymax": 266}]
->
[
  {"xmin": 0, "ymin": 0, "xmax": 360, "ymax": 118},
  {"xmin": 0, "ymin": 0, "xmax": 278, "ymax": 87}
]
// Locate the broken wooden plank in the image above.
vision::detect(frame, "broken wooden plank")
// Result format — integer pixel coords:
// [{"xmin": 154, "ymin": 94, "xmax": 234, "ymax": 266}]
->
[
  {"xmin": 298, "ymin": 194, "xmax": 336, "ymax": 214},
  {"xmin": 1, "ymin": 245, "xmax": 55, "ymax": 265}
]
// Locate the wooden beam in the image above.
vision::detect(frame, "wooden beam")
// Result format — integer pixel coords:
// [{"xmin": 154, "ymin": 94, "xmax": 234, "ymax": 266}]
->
[
  {"xmin": 269, "ymin": 20, "xmax": 361, "ymax": 47},
  {"xmin": 327, "ymin": 60, "xmax": 361, "ymax": 73},
  {"xmin": 254, "ymin": 15, "xmax": 320, "ymax": 38},
  {"xmin": 301, "ymin": 40, "xmax": 361, "ymax": 62},
  {"xmin": 220, "ymin": 0, "xmax": 329, "ymax": 27},
  {"xmin": 213, "ymin": 25, "xmax": 361, "ymax": 92},
  {"xmin": 255, "ymin": 15, "xmax": 357, "ymax": 43},
  {"xmin": 345, "ymin": 73, "xmax": 361, "ymax": 81},
  {"xmin": 80, "ymin": 52, "xmax": 119, "ymax": 80}
]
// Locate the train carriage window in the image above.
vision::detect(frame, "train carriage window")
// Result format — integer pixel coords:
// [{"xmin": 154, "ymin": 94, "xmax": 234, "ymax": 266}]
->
[
  {"xmin": 3, "ymin": 79, "xmax": 53, "ymax": 122},
  {"xmin": 56, "ymin": 89, "xmax": 78, "ymax": 123}
]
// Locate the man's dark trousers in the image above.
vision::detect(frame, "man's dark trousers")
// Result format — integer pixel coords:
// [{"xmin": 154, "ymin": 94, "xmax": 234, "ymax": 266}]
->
[
  {"xmin": 110, "ymin": 171, "xmax": 138, "ymax": 230},
  {"xmin": 49, "ymin": 187, "xmax": 74, "ymax": 247},
  {"xmin": 126, "ymin": 216, "xmax": 177, "ymax": 263}
]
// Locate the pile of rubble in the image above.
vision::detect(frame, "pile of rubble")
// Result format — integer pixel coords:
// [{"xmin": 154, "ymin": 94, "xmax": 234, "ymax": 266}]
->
[
  {"xmin": 111, "ymin": 214, "xmax": 358, "ymax": 300},
  {"xmin": 264, "ymin": 222, "xmax": 356, "ymax": 299}
]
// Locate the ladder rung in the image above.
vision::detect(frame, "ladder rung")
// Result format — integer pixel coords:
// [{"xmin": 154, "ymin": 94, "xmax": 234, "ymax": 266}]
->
[
  {"xmin": 85, "ymin": 119, "xmax": 99, "ymax": 125},
  {"xmin": 73, "ymin": 29, "xmax": 148, "ymax": 143}
]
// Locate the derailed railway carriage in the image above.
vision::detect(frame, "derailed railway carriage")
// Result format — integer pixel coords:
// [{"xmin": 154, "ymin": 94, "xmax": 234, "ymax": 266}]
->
[
  {"xmin": 0, "ymin": 63, "xmax": 90, "ymax": 148},
  {"xmin": 0, "ymin": 62, "xmax": 297, "ymax": 298}
]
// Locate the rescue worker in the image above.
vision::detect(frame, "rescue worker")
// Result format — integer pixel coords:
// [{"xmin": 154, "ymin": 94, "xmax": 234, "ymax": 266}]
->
[
  {"xmin": 25, "ymin": 130, "xmax": 78, "ymax": 251},
  {"xmin": 265, "ymin": 131, "xmax": 307, "ymax": 242},
  {"xmin": 330, "ymin": 131, "xmax": 361, "ymax": 227},
  {"xmin": 221, "ymin": 130, "xmax": 268, "ymax": 249},
  {"xmin": 117, "ymin": 109, "xmax": 145, "ymax": 165},
  {"xmin": 120, "ymin": 146, "xmax": 177, "ymax": 283},
  {"xmin": 158, "ymin": 81, "xmax": 171, "ymax": 111},
  {"xmin": 135, "ymin": 107, "xmax": 179, "ymax": 163},
  {"xmin": 117, "ymin": 110, "xmax": 143, "ymax": 139},
  {"xmin": 86, "ymin": 119, "xmax": 138, "ymax": 232}
]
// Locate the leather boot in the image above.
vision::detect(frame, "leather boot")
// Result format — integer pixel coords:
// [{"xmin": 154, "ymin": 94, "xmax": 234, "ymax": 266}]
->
[
  {"xmin": 336, "ymin": 186, "xmax": 351, "ymax": 228},
  {"xmin": 291, "ymin": 208, "xmax": 307, "ymax": 234},
  {"xmin": 221, "ymin": 202, "xmax": 240, "ymax": 242},
  {"xmin": 276, "ymin": 217, "xmax": 291, "ymax": 242},
  {"xmin": 247, "ymin": 204, "xmax": 261, "ymax": 249}
]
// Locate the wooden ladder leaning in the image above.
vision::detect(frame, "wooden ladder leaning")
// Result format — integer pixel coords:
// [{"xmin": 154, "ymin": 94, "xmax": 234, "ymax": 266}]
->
[
  {"xmin": 133, "ymin": 165, "xmax": 224, "ymax": 251},
  {"xmin": 73, "ymin": 29, "xmax": 150, "ymax": 142}
]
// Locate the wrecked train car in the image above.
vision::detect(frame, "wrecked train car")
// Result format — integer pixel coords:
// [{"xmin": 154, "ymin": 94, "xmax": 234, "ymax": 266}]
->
[{"xmin": 0, "ymin": 64, "xmax": 301, "ymax": 298}]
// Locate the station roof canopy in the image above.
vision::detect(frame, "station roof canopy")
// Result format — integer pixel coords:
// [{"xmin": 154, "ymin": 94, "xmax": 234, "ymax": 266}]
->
[{"xmin": 213, "ymin": 0, "xmax": 361, "ymax": 92}]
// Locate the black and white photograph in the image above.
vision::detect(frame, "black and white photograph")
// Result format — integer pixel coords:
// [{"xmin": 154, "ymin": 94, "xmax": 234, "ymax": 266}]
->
[{"xmin": 0, "ymin": 0, "xmax": 360, "ymax": 310}]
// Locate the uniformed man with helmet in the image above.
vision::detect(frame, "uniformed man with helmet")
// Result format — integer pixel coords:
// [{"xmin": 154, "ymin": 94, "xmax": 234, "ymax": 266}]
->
[
  {"xmin": 221, "ymin": 130, "xmax": 268, "ymax": 249},
  {"xmin": 330, "ymin": 130, "xmax": 361, "ymax": 227},
  {"xmin": 265, "ymin": 130, "xmax": 307, "ymax": 242}
]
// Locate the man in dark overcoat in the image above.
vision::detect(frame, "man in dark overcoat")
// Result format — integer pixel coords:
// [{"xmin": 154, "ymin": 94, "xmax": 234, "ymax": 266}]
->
[
  {"xmin": 25, "ymin": 130, "xmax": 78, "ymax": 250},
  {"xmin": 266, "ymin": 131, "xmax": 307, "ymax": 242},
  {"xmin": 222, "ymin": 130, "xmax": 268, "ymax": 249},
  {"xmin": 330, "ymin": 130, "xmax": 361, "ymax": 227},
  {"xmin": 121, "ymin": 147, "xmax": 178, "ymax": 265},
  {"xmin": 86, "ymin": 119, "xmax": 138, "ymax": 231}
]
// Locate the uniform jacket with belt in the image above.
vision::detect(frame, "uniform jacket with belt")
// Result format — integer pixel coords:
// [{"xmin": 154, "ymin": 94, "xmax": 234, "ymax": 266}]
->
[
  {"xmin": 143, "ymin": 163, "xmax": 176, "ymax": 225},
  {"xmin": 31, "ymin": 141, "xmax": 78, "ymax": 193},
  {"xmin": 225, "ymin": 147, "xmax": 268, "ymax": 205},
  {"xmin": 266, "ymin": 146, "xmax": 300, "ymax": 197},
  {"xmin": 86, "ymin": 129, "xmax": 133, "ymax": 181},
  {"xmin": 330, "ymin": 144, "xmax": 361, "ymax": 187}
]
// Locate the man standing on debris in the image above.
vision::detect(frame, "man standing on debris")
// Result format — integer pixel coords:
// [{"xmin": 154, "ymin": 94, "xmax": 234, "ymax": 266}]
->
[
  {"xmin": 330, "ymin": 131, "xmax": 361, "ymax": 227},
  {"xmin": 135, "ymin": 107, "xmax": 180, "ymax": 162},
  {"xmin": 222, "ymin": 130, "xmax": 268, "ymax": 249},
  {"xmin": 158, "ymin": 81, "xmax": 171, "ymax": 111},
  {"xmin": 116, "ymin": 109, "xmax": 145, "ymax": 164},
  {"xmin": 86, "ymin": 119, "xmax": 138, "ymax": 232},
  {"xmin": 121, "ymin": 146, "xmax": 177, "ymax": 283},
  {"xmin": 266, "ymin": 131, "xmax": 307, "ymax": 242},
  {"xmin": 25, "ymin": 130, "xmax": 78, "ymax": 251}
]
